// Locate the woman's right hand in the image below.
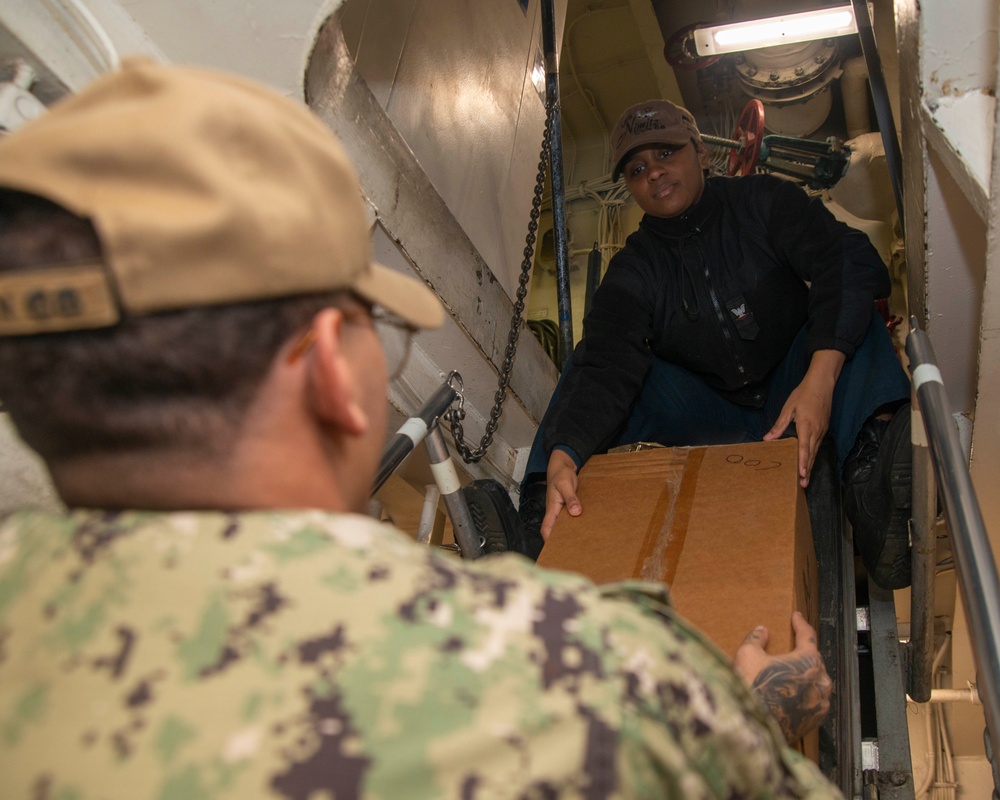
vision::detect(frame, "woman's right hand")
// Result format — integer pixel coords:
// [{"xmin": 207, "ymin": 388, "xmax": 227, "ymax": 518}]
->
[{"xmin": 541, "ymin": 449, "xmax": 582, "ymax": 539}]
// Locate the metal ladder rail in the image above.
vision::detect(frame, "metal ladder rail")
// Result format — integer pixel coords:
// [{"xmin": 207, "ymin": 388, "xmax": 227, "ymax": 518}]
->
[
  {"xmin": 809, "ymin": 441, "xmax": 912, "ymax": 799},
  {"xmin": 865, "ymin": 577, "xmax": 914, "ymax": 799},
  {"xmin": 905, "ymin": 317, "xmax": 1000, "ymax": 797},
  {"xmin": 805, "ymin": 440, "xmax": 863, "ymax": 795}
]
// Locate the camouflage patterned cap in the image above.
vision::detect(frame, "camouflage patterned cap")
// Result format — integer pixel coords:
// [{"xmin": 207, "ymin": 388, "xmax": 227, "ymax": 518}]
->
[
  {"xmin": 611, "ymin": 99, "xmax": 702, "ymax": 181},
  {"xmin": 0, "ymin": 58, "xmax": 444, "ymax": 336}
]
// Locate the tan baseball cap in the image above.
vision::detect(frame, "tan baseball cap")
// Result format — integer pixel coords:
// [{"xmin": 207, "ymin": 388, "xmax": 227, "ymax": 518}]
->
[
  {"xmin": 0, "ymin": 58, "xmax": 444, "ymax": 336},
  {"xmin": 611, "ymin": 99, "xmax": 702, "ymax": 181}
]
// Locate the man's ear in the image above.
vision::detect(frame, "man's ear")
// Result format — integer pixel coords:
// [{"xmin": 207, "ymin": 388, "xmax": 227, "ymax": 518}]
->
[{"xmin": 307, "ymin": 308, "xmax": 369, "ymax": 436}]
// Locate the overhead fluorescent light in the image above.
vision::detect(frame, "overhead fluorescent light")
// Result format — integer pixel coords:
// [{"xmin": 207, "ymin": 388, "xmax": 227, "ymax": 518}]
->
[{"xmin": 693, "ymin": 5, "xmax": 859, "ymax": 56}]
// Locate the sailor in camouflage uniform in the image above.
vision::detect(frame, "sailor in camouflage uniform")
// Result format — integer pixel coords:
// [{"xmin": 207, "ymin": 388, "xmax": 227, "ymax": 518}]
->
[{"xmin": 0, "ymin": 60, "xmax": 839, "ymax": 798}]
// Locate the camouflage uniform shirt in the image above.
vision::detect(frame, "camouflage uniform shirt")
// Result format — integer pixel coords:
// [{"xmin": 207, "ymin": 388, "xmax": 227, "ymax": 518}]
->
[{"xmin": 0, "ymin": 508, "xmax": 842, "ymax": 798}]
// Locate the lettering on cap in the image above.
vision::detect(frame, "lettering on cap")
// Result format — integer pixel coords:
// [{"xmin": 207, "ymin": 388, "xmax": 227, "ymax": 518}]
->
[
  {"xmin": 616, "ymin": 108, "xmax": 668, "ymax": 149},
  {"xmin": 0, "ymin": 263, "xmax": 120, "ymax": 335}
]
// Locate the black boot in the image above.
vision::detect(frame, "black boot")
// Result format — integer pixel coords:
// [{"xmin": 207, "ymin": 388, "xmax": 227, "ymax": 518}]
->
[
  {"xmin": 843, "ymin": 404, "xmax": 913, "ymax": 589},
  {"xmin": 518, "ymin": 476, "xmax": 547, "ymax": 561}
]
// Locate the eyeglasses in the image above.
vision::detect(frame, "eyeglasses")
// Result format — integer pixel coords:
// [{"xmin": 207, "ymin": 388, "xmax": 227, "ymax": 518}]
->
[
  {"xmin": 286, "ymin": 304, "xmax": 415, "ymax": 380},
  {"xmin": 371, "ymin": 305, "xmax": 415, "ymax": 379}
]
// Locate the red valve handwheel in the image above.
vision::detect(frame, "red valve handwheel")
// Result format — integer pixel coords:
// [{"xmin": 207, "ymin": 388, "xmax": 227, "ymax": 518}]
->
[{"xmin": 727, "ymin": 99, "xmax": 765, "ymax": 177}]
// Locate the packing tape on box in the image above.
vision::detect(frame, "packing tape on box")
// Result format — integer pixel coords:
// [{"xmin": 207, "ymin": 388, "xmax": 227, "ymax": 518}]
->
[{"xmin": 635, "ymin": 447, "xmax": 704, "ymax": 584}]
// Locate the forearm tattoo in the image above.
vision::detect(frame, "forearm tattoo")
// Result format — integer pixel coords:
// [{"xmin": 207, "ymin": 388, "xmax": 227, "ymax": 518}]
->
[{"xmin": 750, "ymin": 653, "xmax": 829, "ymax": 743}]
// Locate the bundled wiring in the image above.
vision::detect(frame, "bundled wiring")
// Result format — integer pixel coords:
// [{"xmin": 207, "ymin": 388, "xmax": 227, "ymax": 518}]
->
[{"xmin": 563, "ymin": 9, "xmax": 626, "ymax": 178}]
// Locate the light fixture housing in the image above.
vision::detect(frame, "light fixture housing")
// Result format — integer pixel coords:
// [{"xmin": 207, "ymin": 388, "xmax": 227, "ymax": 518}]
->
[{"xmin": 693, "ymin": 5, "xmax": 859, "ymax": 56}]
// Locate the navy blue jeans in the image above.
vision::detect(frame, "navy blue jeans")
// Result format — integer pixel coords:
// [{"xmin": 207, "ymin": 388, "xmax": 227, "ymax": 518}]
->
[{"xmin": 523, "ymin": 314, "xmax": 910, "ymax": 485}]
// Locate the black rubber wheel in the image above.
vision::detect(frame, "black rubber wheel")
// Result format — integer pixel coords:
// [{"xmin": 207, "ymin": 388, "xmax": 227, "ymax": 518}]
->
[{"xmin": 461, "ymin": 479, "xmax": 529, "ymax": 556}]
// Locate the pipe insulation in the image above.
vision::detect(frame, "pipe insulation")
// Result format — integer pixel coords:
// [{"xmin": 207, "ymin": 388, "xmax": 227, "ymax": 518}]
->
[
  {"xmin": 841, "ymin": 56, "xmax": 872, "ymax": 139},
  {"xmin": 828, "ymin": 132, "xmax": 895, "ymax": 224},
  {"xmin": 907, "ymin": 686, "xmax": 982, "ymax": 705}
]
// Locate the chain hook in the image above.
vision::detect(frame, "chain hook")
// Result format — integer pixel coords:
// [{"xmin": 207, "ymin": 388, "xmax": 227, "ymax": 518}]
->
[
  {"xmin": 446, "ymin": 370, "xmax": 465, "ymax": 399},
  {"xmin": 443, "ymin": 371, "xmax": 467, "ymax": 426}
]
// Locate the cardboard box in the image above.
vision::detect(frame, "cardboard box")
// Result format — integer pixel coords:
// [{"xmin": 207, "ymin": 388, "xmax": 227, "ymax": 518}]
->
[
  {"xmin": 537, "ymin": 438, "xmax": 817, "ymax": 659},
  {"xmin": 538, "ymin": 439, "xmax": 819, "ymax": 758}
]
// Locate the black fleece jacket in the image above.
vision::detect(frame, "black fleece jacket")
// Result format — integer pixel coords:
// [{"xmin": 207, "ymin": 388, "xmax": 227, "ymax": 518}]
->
[{"xmin": 542, "ymin": 173, "xmax": 890, "ymax": 465}]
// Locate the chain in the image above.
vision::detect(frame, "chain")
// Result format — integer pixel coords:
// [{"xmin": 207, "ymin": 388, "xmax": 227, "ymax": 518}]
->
[{"xmin": 445, "ymin": 98, "xmax": 554, "ymax": 463}]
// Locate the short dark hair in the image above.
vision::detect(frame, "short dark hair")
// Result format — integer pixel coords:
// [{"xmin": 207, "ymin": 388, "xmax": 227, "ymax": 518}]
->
[{"xmin": 0, "ymin": 190, "xmax": 344, "ymax": 460}]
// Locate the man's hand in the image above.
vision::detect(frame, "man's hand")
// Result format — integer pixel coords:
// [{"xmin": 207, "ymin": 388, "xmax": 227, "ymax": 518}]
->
[
  {"xmin": 541, "ymin": 449, "xmax": 581, "ymax": 540},
  {"xmin": 733, "ymin": 611, "xmax": 833, "ymax": 744},
  {"xmin": 763, "ymin": 349, "xmax": 844, "ymax": 488}
]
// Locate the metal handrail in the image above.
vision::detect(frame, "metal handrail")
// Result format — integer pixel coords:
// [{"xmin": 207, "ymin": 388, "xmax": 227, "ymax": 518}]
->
[
  {"xmin": 905, "ymin": 317, "xmax": 1000, "ymax": 796},
  {"xmin": 372, "ymin": 382, "xmax": 458, "ymax": 494},
  {"xmin": 370, "ymin": 377, "xmax": 485, "ymax": 560},
  {"xmin": 908, "ymin": 383, "xmax": 937, "ymax": 703}
]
